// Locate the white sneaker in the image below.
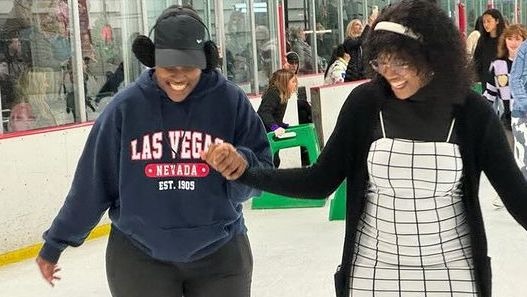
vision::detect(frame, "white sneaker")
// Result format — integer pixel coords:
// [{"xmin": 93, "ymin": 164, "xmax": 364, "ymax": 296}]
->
[{"xmin": 492, "ymin": 196, "xmax": 504, "ymax": 209}]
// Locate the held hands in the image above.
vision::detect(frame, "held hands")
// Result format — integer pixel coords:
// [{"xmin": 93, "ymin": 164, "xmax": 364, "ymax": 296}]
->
[
  {"xmin": 36, "ymin": 256, "xmax": 61, "ymax": 287},
  {"xmin": 200, "ymin": 143, "xmax": 248, "ymax": 180}
]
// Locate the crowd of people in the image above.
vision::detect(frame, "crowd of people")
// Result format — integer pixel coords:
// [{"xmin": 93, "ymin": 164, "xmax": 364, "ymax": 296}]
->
[
  {"xmin": 0, "ymin": 0, "xmax": 89, "ymax": 132},
  {"xmin": 0, "ymin": 0, "xmax": 133, "ymax": 133}
]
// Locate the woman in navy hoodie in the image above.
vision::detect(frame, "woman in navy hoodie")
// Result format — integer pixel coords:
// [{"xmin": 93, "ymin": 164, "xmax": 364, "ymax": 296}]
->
[{"xmin": 36, "ymin": 6, "xmax": 272, "ymax": 297}]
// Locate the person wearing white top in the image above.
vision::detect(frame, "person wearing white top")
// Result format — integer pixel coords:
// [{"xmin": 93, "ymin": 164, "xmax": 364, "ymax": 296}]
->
[{"xmin": 324, "ymin": 44, "xmax": 350, "ymax": 84}]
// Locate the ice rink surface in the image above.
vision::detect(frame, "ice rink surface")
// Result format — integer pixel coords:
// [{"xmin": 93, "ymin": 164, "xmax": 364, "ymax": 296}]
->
[{"xmin": 1, "ymin": 176, "xmax": 526, "ymax": 297}]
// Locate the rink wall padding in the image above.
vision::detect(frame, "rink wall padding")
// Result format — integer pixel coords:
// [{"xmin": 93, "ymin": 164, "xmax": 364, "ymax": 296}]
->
[
  {"xmin": 0, "ymin": 123, "xmax": 113, "ymax": 267},
  {"xmin": 310, "ymin": 80, "xmax": 369, "ymax": 147}
]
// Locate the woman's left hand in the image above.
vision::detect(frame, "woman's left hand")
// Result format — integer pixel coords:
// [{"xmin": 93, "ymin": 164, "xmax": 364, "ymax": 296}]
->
[{"xmin": 200, "ymin": 143, "xmax": 248, "ymax": 180}]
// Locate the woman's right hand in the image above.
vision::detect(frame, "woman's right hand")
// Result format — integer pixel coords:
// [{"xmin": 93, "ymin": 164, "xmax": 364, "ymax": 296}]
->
[
  {"xmin": 274, "ymin": 127, "xmax": 286, "ymax": 137},
  {"xmin": 36, "ymin": 256, "xmax": 61, "ymax": 287}
]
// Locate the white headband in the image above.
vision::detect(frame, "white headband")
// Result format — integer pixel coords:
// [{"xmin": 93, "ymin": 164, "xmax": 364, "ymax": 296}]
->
[{"xmin": 374, "ymin": 21, "xmax": 421, "ymax": 41}]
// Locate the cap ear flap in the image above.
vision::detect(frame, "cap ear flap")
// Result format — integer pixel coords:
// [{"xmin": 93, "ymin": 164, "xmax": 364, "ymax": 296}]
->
[
  {"xmin": 204, "ymin": 40, "xmax": 219, "ymax": 70},
  {"xmin": 132, "ymin": 35, "xmax": 155, "ymax": 68}
]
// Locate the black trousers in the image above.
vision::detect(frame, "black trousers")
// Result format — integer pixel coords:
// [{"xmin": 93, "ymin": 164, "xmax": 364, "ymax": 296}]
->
[{"xmin": 106, "ymin": 227, "xmax": 253, "ymax": 297}]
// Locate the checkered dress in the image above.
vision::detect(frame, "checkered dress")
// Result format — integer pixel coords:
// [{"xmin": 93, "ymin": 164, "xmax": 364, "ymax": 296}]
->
[{"xmin": 349, "ymin": 111, "xmax": 478, "ymax": 296}]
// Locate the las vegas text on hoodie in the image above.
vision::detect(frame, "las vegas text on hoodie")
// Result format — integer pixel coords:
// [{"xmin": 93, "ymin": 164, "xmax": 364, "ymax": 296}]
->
[{"xmin": 39, "ymin": 69, "xmax": 273, "ymax": 263}]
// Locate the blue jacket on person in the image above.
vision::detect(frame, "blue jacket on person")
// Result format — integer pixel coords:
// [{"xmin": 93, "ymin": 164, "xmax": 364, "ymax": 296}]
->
[
  {"xmin": 39, "ymin": 68, "xmax": 272, "ymax": 264},
  {"xmin": 510, "ymin": 40, "xmax": 527, "ymax": 118}
]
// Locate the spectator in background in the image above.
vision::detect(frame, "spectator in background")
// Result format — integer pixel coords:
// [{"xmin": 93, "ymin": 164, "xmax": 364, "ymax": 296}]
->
[
  {"xmin": 343, "ymin": 9, "xmax": 377, "ymax": 82},
  {"xmin": 17, "ymin": 68, "xmax": 57, "ymax": 129},
  {"xmin": 0, "ymin": 52, "xmax": 19, "ymax": 113},
  {"xmin": 473, "ymin": 9, "xmax": 506, "ymax": 89},
  {"xmin": 27, "ymin": 13, "xmax": 68, "ymax": 71},
  {"xmin": 324, "ymin": 44, "xmax": 350, "ymax": 84},
  {"xmin": 510, "ymin": 39, "xmax": 527, "ymax": 182},
  {"xmin": 284, "ymin": 51, "xmax": 312, "ymax": 166},
  {"xmin": 1, "ymin": 0, "xmax": 32, "ymax": 61},
  {"xmin": 466, "ymin": 16, "xmax": 483, "ymax": 60},
  {"xmin": 257, "ymin": 69, "xmax": 298, "ymax": 167},
  {"xmin": 483, "ymin": 24, "xmax": 527, "ymax": 209},
  {"xmin": 2, "ymin": 30, "xmax": 28, "ymax": 80},
  {"xmin": 8, "ymin": 102, "xmax": 35, "ymax": 132},
  {"xmin": 289, "ymin": 27, "xmax": 314, "ymax": 74},
  {"xmin": 283, "ymin": 51, "xmax": 300, "ymax": 74},
  {"xmin": 483, "ymin": 24, "xmax": 527, "ymax": 135}
]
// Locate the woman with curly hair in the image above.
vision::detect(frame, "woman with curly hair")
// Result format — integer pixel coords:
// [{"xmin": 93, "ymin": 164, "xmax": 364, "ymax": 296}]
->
[{"xmin": 201, "ymin": 1, "xmax": 527, "ymax": 296}]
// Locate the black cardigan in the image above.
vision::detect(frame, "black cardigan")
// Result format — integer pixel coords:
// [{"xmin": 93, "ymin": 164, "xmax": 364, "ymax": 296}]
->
[
  {"xmin": 257, "ymin": 86, "xmax": 288, "ymax": 132},
  {"xmin": 241, "ymin": 81, "xmax": 527, "ymax": 297}
]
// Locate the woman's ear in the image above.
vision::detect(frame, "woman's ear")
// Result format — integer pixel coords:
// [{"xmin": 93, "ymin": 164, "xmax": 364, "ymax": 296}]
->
[{"xmin": 132, "ymin": 35, "xmax": 155, "ymax": 67}]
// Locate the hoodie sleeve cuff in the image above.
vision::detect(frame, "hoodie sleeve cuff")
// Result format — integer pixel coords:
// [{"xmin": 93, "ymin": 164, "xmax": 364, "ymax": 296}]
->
[
  {"xmin": 38, "ymin": 243, "xmax": 63, "ymax": 264},
  {"xmin": 236, "ymin": 147, "xmax": 252, "ymax": 166}
]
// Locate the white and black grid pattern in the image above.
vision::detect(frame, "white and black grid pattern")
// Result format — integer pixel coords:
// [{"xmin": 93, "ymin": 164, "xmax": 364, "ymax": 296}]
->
[{"xmin": 349, "ymin": 114, "xmax": 478, "ymax": 296}]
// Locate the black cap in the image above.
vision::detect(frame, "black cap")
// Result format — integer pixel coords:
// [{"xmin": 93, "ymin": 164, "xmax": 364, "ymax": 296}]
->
[
  {"xmin": 285, "ymin": 51, "xmax": 300, "ymax": 64},
  {"xmin": 154, "ymin": 13, "xmax": 207, "ymax": 69}
]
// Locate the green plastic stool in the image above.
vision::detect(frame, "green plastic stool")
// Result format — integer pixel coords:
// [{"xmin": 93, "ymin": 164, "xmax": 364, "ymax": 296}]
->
[
  {"xmin": 472, "ymin": 82, "xmax": 482, "ymax": 94},
  {"xmin": 328, "ymin": 181, "xmax": 346, "ymax": 220},
  {"xmin": 251, "ymin": 123, "xmax": 327, "ymax": 209}
]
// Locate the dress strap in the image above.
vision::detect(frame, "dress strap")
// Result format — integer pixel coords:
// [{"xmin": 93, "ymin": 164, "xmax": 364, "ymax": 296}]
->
[
  {"xmin": 379, "ymin": 111, "xmax": 386, "ymax": 138},
  {"xmin": 446, "ymin": 118, "xmax": 456, "ymax": 142}
]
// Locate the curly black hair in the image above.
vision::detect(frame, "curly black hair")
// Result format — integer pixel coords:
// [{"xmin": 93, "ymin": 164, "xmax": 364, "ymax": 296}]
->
[{"xmin": 364, "ymin": 0, "xmax": 473, "ymax": 102}]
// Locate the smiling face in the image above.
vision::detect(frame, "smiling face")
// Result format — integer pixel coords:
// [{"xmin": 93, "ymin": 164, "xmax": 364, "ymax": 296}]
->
[
  {"xmin": 154, "ymin": 66, "xmax": 202, "ymax": 102},
  {"xmin": 372, "ymin": 53, "xmax": 425, "ymax": 100}
]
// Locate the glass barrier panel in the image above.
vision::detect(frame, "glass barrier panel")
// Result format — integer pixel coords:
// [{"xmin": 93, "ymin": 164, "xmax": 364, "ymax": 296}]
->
[{"xmin": 1, "ymin": 0, "xmax": 77, "ymax": 133}]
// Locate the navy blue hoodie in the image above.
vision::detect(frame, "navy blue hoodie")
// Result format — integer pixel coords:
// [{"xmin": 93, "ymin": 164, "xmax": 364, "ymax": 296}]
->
[{"xmin": 40, "ymin": 69, "xmax": 272, "ymax": 263}]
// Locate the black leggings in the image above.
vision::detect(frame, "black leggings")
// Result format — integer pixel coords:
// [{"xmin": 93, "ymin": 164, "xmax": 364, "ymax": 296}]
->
[{"xmin": 106, "ymin": 228, "xmax": 253, "ymax": 297}]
